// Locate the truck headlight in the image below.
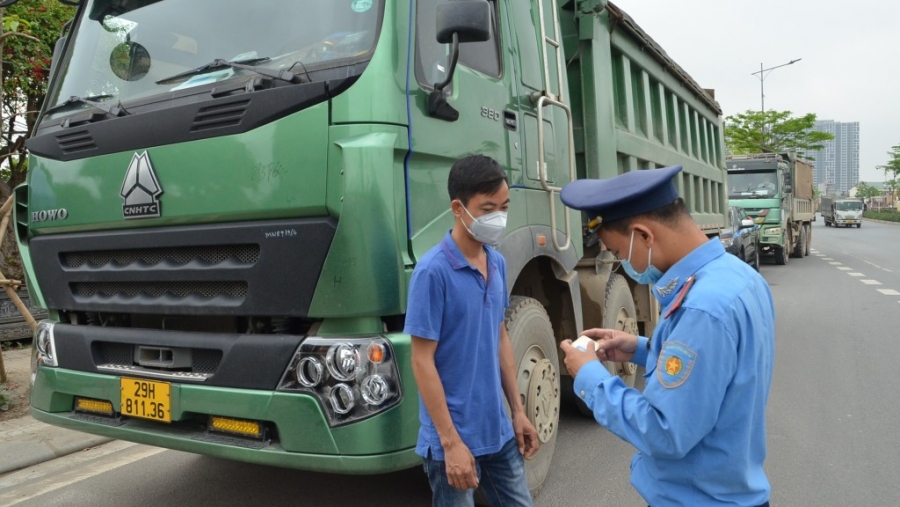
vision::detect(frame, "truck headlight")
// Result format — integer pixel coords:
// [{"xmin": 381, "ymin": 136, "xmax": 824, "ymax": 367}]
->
[
  {"xmin": 277, "ymin": 336, "xmax": 401, "ymax": 426},
  {"xmin": 31, "ymin": 321, "xmax": 58, "ymax": 386},
  {"xmin": 763, "ymin": 227, "xmax": 782, "ymax": 236}
]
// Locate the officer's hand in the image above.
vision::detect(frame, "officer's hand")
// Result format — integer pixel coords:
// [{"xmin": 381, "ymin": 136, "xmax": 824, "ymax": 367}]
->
[
  {"xmin": 582, "ymin": 328, "xmax": 638, "ymax": 363},
  {"xmin": 444, "ymin": 440, "xmax": 478, "ymax": 490},
  {"xmin": 560, "ymin": 339, "xmax": 600, "ymax": 377},
  {"xmin": 512, "ymin": 410, "xmax": 540, "ymax": 459}
]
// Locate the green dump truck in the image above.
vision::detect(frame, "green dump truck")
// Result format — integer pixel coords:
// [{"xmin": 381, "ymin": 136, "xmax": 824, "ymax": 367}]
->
[
  {"xmin": 726, "ymin": 152, "xmax": 815, "ymax": 265},
  {"xmin": 820, "ymin": 196, "xmax": 864, "ymax": 228},
  {"xmin": 21, "ymin": 0, "xmax": 727, "ymax": 494}
]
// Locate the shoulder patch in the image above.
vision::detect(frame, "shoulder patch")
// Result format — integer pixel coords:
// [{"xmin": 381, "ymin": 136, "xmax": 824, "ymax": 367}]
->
[{"xmin": 656, "ymin": 341, "xmax": 697, "ymax": 388}]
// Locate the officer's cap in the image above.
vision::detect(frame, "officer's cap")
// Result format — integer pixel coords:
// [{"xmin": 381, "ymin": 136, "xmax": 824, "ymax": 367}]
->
[{"xmin": 560, "ymin": 165, "xmax": 683, "ymax": 224}]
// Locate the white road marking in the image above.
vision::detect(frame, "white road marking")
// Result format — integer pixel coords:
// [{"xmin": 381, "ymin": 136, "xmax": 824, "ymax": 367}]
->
[
  {"xmin": 848, "ymin": 273, "xmax": 866, "ymax": 277},
  {"xmin": 861, "ymin": 280, "xmax": 883, "ymax": 285},
  {"xmin": 837, "ymin": 267, "xmax": 852, "ymax": 271},
  {"xmin": 877, "ymin": 289, "xmax": 900, "ymax": 296},
  {"xmin": 822, "ymin": 258, "xmax": 834, "ymax": 261},
  {"xmin": 829, "ymin": 262, "xmax": 842, "ymax": 265},
  {"xmin": 0, "ymin": 441, "xmax": 166, "ymax": 505}
]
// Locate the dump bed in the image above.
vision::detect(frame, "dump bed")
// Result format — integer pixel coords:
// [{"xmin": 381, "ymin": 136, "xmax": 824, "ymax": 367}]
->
[
  {"xmin": 793, "ymin": 159, "xmax": 814, "ymax": 200},
  {"xmin": 564, "ymin": 1, "xmax": 728, "ymax": 233}
]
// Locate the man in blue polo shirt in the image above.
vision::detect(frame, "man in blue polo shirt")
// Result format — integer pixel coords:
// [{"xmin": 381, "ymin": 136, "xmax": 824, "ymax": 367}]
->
[
  {"xmin": 558, "ymin": 166, "xmax": 775, "ymax": 507},
  {"xmin": 406, "ymin": 155, "xmax": 539, "ymax": 507}
]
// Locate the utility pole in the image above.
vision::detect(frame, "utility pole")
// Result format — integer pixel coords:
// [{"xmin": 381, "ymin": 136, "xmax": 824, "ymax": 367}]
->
[{"xmin": 751, "ymin": 58, "xmax": 802, "ymax": 112}]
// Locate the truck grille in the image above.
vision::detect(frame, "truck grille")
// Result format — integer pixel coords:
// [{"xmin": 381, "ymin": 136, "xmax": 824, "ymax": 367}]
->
[
  {"xmin": 72, "ymin": 281, "xmax": 248, "ymax": 299},
  {"xmin": 29, "ymin": 218, "xmax": 335, "ymax": 316},
  {"xmin": 62, "ymin": 245, "xmax": 259, "ymax": 268}
]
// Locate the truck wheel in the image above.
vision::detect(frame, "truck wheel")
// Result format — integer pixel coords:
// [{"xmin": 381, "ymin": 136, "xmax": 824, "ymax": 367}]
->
[
  {"xmin": 857, "ymin": 223, "xmax": 862, "ymax": 228},
  {"xmin": 573, "ymin": 275, "xmax": 638, "ymax": 419},
  {"xmin": 792, "ymin": 227, "xmax": 805, "ymax": 258},
  {"xmin": 602, "ymin": 275, "xmax": 639, "ymax": 387},
  {"xmin": 803, "ymin": 225, "xmax": 811, "ymax": 256},
  {"xmin": 774, "ymin": 233, "xmax": 789, "ymax": 265},
  {"xmin": 503, "ymin": 296, "xmax": 559, "ymax": 499}
]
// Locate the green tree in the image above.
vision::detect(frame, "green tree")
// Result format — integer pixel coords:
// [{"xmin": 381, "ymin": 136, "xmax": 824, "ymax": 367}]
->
[
  {"xmin": 724, "ymin": 110, "xmax": 835, "ymax": 160},
  {"xmin": 855, "ymin": 181, "xmax": 880, "ymax": 201},
  {"xmin": 0, "ymin": 0, "xmax": 74, "ymax": 281},
  {"xmin": 878, "ymin": 145, "xmax": 900, "ymax": 206},
  {"xmin": 1, "ymin": 0, "xmax": 75, "ymax": 195}
]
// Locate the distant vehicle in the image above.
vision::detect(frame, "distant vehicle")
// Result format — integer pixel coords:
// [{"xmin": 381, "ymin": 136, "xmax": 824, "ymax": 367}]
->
[
  {"xmin": 721, "ymin": 206, "xmax": 760, "ymax": 271},
  {"xmin": 726, "ymin": 152, "xmax": 814, "ymax": 265},
  {"xmin": 821, "ymin": 197, "xmax": 863, "ymax": 228}
]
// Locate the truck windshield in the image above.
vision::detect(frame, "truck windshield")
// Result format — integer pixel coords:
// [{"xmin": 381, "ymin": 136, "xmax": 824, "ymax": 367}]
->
[
  {"xmin": 835, "ymin": 201, "xmax": 863, "ymax": 211},
  {"xmin": 727, "ymin": 171, "xmax": 778, "ymax": 198},
  {"xmin": 45, "ymin": 0, "xmax": 382, "ymax": 119}
]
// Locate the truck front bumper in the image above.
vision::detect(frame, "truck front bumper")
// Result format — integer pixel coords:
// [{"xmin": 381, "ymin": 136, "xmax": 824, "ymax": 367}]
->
[{"xmin": 30, "ymin": 367, "xmax": 420, "ymax": 474}]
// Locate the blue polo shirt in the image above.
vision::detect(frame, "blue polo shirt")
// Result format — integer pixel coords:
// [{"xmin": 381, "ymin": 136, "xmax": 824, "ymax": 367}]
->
[
  {"xmin": 404, "ymin": 231, "xmax": 512, "ymax": 460},
  {"xmin": 575, "ymin": 239, "xmax": 774, "ymax": 507}
]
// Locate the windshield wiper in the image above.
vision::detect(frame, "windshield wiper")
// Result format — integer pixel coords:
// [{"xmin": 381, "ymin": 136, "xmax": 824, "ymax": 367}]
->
[
  {"xmin": 156, "ymin": 57, "xmax": 303, "ymax": 85},
  {"xmin": 43, "ymin": 94, "xmax": 130, "ymax": 117}
]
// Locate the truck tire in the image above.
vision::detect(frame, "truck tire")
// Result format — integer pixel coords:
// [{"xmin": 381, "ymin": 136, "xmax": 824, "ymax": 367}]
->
[
  {"xmin": 803, "ymin": 225, "xmax": 811, "ymax": 256},
  {"xmin": 602, "ymin": 275, "xmax": 639, "ymax": 387},
  {"xmin": 792, "ymin": 227, "xmax": 805, "ymax": 258},
  {"xmin": 573, "ymin": 275, "xmax": 639, "ymax": 418},
  {"xmin": 501, "ymin": 296, "xmax": 559, "ymax": 500},
  {"xmin": 857, "ymin": 223, "xmax": 862, "ymax": 228},
  {"xmin": 774, "ymin": 232, "xmax": 789, "ymax": 265}
]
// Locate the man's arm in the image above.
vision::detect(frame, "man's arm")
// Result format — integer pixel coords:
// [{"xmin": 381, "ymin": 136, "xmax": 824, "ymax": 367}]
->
[
  {"xmin": 411, "ymin": 336, "xmax": 478, "ymax": 490},
  {"xmin": 498, "ymin": 323, "xmax": 540, "ymax": 459}
]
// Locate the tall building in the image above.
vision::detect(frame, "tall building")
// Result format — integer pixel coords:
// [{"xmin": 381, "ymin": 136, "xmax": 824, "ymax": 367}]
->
[{"xmin": 805, "ymin": 120, "xmax": 859, "ymax": 196}]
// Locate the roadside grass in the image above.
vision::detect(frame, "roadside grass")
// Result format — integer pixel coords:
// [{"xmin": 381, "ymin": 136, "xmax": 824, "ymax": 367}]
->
[{"xmin": 864, "ymin": 210, "xmax": 900, "ymax": 222}]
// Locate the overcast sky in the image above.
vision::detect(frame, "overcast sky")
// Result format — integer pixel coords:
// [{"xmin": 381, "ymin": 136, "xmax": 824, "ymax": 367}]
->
[{"xmin": 612, "ymin": 0, "xmax": 899, "ymax": 183}]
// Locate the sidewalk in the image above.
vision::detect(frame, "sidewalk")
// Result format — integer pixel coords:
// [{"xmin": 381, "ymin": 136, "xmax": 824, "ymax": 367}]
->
[{"xmin": 0, "ymin": 348, "xmax": 113, "ymax": 476}]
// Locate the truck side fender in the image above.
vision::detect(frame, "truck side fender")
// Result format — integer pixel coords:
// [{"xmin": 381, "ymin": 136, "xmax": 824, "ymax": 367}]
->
[{"xmin": 498, "ymin": 226, "xmax": 583, "ymax": 353}]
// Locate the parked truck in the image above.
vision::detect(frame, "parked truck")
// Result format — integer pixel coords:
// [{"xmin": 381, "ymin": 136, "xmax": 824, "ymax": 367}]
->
[
  {"xmin": 821, "ymin": 196, "xmax": 864, "ymax": 228},
  {"xmin": 20, "ymin": 0, "xmax": 728, "ymax": 495},
  {"xmin": 726, "ymin": 153, "xmax": 815, "ymax": 265}
]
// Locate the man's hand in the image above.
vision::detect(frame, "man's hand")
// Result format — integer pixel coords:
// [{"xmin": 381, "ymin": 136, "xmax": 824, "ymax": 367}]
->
[
  {"xmin": 444, "ymin": 440, "xmax": 478, "ymax": 490},
  {"xmin": 581, "ymin": 328, "xmax": 639, "ymax": 363},
  {"xmin": 512, "ymin": 410, "xmax": 540, "ymax": 459},
  {"xmin": 559, "ymin": 339, "xmax": 600, "ymax": 377}
]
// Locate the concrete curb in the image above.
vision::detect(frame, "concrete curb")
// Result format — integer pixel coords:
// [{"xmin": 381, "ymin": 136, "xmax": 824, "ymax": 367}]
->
[{"xmin": 0, "ymin": 415, "xmax": 113, "ymax": 475}]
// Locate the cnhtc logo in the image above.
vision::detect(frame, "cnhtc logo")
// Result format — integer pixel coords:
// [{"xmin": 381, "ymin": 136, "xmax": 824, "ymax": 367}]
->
[{"xmin": 120, "ymin": 151, "xmax": 163, "ymax": 219}]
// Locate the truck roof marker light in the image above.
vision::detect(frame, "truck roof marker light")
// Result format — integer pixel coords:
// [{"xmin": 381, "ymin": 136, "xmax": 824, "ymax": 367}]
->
[{"xmin": 367, "ymin": 343, "xmax": 385, "ymax": 364}]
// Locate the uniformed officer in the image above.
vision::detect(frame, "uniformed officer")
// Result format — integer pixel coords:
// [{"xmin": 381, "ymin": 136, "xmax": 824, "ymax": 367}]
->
[{"xmin": 558, "ymin": 165, "xmax": 775, "ymax": 507}]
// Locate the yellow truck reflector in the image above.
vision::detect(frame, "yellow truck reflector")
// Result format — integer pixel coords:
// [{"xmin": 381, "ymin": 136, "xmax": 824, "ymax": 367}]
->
[
  {"xmin": 209, "ymin": 416, "xmax": 263, "ymax": 438},
  {"xmin": 75, "ymin": 397, "xmax": 115, "ymax": 416}
]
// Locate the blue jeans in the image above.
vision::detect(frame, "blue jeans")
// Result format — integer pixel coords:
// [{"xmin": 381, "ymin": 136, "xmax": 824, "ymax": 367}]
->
[{"xmin": 423, "ymin": 437, "xmax": 533, "ymax": 507}]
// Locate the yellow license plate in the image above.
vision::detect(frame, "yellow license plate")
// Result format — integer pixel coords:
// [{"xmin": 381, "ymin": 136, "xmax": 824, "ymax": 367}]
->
[{"xmin": 120, "ymin": 378, "xmax": 171, "ymax": 423}]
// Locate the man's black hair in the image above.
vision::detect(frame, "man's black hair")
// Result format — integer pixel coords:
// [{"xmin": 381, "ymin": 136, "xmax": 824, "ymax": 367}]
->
[
  {"xmin": 599, "ymin": 198, "xmax": 691, "ymax": 235},
  {"xmin": 448, "ymin": 155, "xmax": 508, "ymax": 205}
]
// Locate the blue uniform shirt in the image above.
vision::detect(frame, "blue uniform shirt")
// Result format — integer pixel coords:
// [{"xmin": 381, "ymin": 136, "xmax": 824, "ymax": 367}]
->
[
  {"xmin": 404, "ymin": 231, "xmax": 512, "ymax": 460},
  {"xmin": 575, "ymin": 239, "xmax": 775, "ymax": 507}
]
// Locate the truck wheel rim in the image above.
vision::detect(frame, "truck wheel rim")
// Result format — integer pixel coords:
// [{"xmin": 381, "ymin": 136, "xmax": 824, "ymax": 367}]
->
[{"xmin": 521, "ymin": 349, "xmax": 559, "ymax": 444}]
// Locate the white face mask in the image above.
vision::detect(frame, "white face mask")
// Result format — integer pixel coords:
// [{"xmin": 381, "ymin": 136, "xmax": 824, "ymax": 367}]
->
[{"xmin": 459, "ymin": 204, "xmax": 508, "ymax": 247}]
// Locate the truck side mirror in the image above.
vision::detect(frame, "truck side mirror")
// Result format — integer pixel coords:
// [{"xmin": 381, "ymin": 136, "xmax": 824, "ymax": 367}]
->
[{"xmin": 428, "ymin": 1, "xmax": 492, "ymax": 121}]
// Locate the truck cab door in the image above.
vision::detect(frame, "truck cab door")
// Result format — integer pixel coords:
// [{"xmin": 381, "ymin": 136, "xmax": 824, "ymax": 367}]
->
[
  {"xmin": 507, "ymin": 0, "xmax": 575, "ymax": 249},
  {"xmin": 406, "ymin": 0, "xmax": 522, "ymax": 258}
]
